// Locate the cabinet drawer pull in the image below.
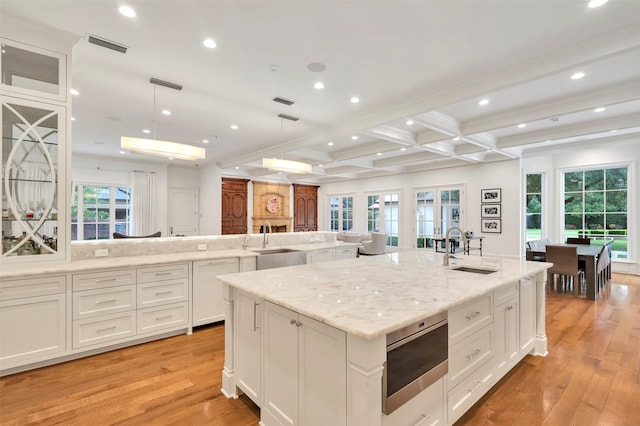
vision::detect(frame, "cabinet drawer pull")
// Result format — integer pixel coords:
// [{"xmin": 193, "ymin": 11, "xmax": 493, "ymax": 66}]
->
[
  {"xmin": 154, "ymin": 272, "xmax": 173, "ymax": 276},
  {"xmin": 289, "ymin": 319, "xmax": 302, "ymax": 327},
  {"xmin": 156, "ymin": 315, "xmax": 173, "ymax": 321},
  {"xmin": 467, "ymin": 379, "xmax": 484, "ymax": 394},
  {"xmin": 466, "ymin": 348, "xmax": 482, "ymax": 360},
  {"xmin": 155, "ymin": 291, "xmax": 173, "ymax": 296},
  {"xmin": 95, "ymin": 277, "xmax": 117, "ymax": 283},
  {"xmin": 507, "ymin": 305, "xmax": 514, "ymax": 311},
  {"xmin": 96, "ymin": 299, "xmax": 117, "ymax": 305},
  {"xmin": 253, "ymin": 302, "xmax": 260, "ymax": 331},
  {"xmin": 465, "ymin": 311, "xmax": 481, "ymax": 320},
  {"xmin": 97, "ymin": 326, "xmax": 117, "ymax": 333},
  {"xmin": 414, "ymin": 414, "xmax": 431, "ymax": 426}
]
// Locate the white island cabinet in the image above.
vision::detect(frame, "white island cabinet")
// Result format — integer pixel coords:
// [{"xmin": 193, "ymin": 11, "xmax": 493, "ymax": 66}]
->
[
  {"xmin": 219, "ymin": 251, "xmax": 551, "ymax": 426},
  {"xmin": 192, "ymin": 258, "xmax": 239, "ymax": 326}
]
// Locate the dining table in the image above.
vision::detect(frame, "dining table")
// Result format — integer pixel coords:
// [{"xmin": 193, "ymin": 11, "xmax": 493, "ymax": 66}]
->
[{"xmin": 528, "ymin": 243, "xmax": 603, "ymax": 300}]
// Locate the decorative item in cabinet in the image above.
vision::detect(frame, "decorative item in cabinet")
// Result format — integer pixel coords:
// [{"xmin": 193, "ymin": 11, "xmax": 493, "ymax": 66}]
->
[{"xmin": 1, "ymin": 97, "xmax": 66, "ymax": 261}]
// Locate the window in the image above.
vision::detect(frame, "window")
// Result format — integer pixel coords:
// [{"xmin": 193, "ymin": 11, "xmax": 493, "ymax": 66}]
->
[
  {"xmin": 71, "ymin": 184, "xmax": 131, "ymax": 240},
  {"xmin": 416, "ymin": 186, "xmax": 463, "ymax": 249},
  {"xmin": 367, "ymin": 192, "xmax": 399, "ymax": 246},
  {"xmin": 563, "ymin": 166, "xmax": 628, "ymax": 259},
  {"xmin": 525, "ymin": 173, "xmax": 543, "ymax": 241},
  {"xmin": 328, "ymin": 195, "xmax": 354, "ymax": 231}
]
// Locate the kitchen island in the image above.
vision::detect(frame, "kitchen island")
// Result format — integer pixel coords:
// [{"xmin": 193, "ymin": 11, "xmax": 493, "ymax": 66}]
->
[{"xmin": 219, "ymin": 251, "xmax": 551, "ymax": 426}]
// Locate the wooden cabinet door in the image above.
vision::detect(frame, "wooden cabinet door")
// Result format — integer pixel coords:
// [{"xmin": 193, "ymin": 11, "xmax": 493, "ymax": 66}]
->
[
  {"xmin": 221, "ymin": 178, "xmax": 249, "ymax": 235},
  {"xmin": 293, "ymin": 184, "xmax": 319, "ymax": 232}
]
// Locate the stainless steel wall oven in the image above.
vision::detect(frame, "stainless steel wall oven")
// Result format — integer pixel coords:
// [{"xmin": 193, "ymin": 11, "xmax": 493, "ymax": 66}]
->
[{"xmin": 382, "ymin": 311, "xmax": 448, "ymax": 414}]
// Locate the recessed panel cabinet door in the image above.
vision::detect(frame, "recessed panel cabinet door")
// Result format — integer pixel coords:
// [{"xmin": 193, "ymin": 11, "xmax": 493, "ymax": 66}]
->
[
  {"xmin": 293, "ymin": 184, "xmax": 318, "ymax": 232},
  {"xmin": 221, "ymin": 178, "xmax": 248, "ymax": 234}
]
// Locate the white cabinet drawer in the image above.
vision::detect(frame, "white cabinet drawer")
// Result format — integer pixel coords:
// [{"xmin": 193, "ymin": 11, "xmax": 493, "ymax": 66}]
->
[
  {"xmin": 137, "ymin": 302, "xmax": 188, "ymax": 334},
  {"xmin": 448, "ymin": 325, "xmax": 493, "ymax": 388},
  {"xmin": 73, "ymin": 285, "xmax": 136, "ymax": 320},
  {"xmin": 0, "ymin": 276, "xmax": 66, "ymax": 301},
  {"xmin": 73, "ymin": 311, "xmax": 136, "ymax": 348},
  {"xmin": 73, "ymin": 269, "xmax": 136, "ymax": 291},
  {"xmin": 494, "ymin": 282, "xmax": 518, "ymax": 307},
  {"xmin": 449, "ymin": 294, "xmax": 493, "ymax": 346},
  {"xmin": 137, "ymin": 278, "xmax": 188, "ymax": 308},
  {"xmin": 383, "ymin": 377, "xmax": 444, "ymax": 426},
  {"xmin": 137, "ymin": 263, "xmax": 188, "ymax": 283},
  {"xmin": 447, "ymin": 356, "xmax": 494, "ymax": 424}
]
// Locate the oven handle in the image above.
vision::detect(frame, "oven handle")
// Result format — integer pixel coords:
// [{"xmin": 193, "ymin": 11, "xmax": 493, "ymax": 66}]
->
[{"xmin": 386, "ymin": 319, "xmax": 447, "ymax": 352}]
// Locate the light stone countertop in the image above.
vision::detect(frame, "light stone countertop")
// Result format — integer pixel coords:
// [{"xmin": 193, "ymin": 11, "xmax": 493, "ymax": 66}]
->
[
  {"xmin": 218, "ymin": 250, "xmax": 552, "ymax": 341},
  {"xmin": 0, "ymin": 241, "xmax": 359, "ymax": 280}
]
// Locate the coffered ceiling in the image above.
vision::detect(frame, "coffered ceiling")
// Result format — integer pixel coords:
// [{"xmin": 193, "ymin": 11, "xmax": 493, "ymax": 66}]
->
[{"xmin": 2, "ymin": 0, "xmax": 639, "ymax": 184}]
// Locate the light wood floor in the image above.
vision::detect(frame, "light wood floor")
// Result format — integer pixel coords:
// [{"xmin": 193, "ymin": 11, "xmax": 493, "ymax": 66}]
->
[{"xmin": 1, "ymin": 273, "xmax": 638, "ymax": 426}]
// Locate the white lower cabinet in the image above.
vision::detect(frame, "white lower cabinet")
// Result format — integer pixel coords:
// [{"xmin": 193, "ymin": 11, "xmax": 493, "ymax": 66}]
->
[
  {"xmin": 73, "ymin": 311, "xmax": 136, "ymax": 348},
  {"xmin": 306, "ymin": 248, "xmax": 336, "ymax": 264},
  {"xmin": 494, "ymin": 283, "xmax": 519, "ymax": 377},
  {"xmin": 382, "ymin": 378, "xmax": 444, "ymax": 426},
  {"xmin": 234, "ymin": 290, "xmax": 262, "ymax": 405},
  {"xmin": 137, "ymin": 302, "xmax": 188, "ymax": 334},
  {"xmin": 262, "ymin": 301, "xmax": 346, "ymax": 426},
  {"xmin": 519, "ymin": 276, "xmax": 536, "ymax": 355},
  {"xmin": 192, "ymin": 258, "xmax": 239, "ymax": 326},
  {"xmin": 336, "ymin": 246, "xmax": 358, "ymax": 260},
  {"xmin": 0, "ymin": 276, "xmax": 67, "ymax": 370}
]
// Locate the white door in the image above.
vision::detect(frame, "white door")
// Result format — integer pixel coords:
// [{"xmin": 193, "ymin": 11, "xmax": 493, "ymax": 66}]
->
[
  {"xmin": 415, "ymin": 185, "xmax": 464, "ymax": 249},
  {"xmin": 169, "ymin": 188, "xmax": 198, "ymax": 236}
]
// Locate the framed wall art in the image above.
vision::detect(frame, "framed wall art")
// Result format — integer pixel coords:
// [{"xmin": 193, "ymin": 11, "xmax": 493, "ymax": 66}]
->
[
  {"xmin": 481, "ymin": 188, "xmax": 502, "ymax": 203},
  {"xmin": 481, "ymin": 218, "xmax": 502, "ymax": 233},
  {"xmin": 481, "ymin": 204, "xmax": 501, "ymax": 218}
]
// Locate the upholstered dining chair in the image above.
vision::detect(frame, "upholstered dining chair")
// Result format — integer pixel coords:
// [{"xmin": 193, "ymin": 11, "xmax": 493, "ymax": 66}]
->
[
  {"xmin": 596, "ymin": 245, "xmax": 610, "ymax": 295},
  {"xmin": 545, "ymin": 245, "xmax": 585, "ymax": 296},
  {"xmin": 358, "ymin": 232, "xmax": 388, "ymax": 255},
  {"xmin": 113, "ymin": 231, "xmax": 161, "ymax": 239}
]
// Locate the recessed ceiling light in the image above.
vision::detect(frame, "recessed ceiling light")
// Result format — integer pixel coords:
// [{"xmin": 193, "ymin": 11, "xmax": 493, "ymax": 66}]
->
[
  {"xmin": 143, "ymin": 129, "xmax": 151, "ymax": 134},
  {"xmin": 518, "ymin": 123, "xmax": 527, "ymax": 128},
  {"xmin": 318, "ymin": 164, "xmax": 323, "ymax": 167},
  {"xmin": 478, "ymin": 99, "xmax": 489, "ymax": 106},
  {"xmin": 119, "ymin": 150, "xmax": 126, "ymax": 154},
  {"xmin": 351, "ymin": 135, "xmax": 358, "ymax": 140},
  {"xmin": 400, "ymin": 147, "xmax": 407, "ymax": 151},
  {"xmin": 70, "ymin": 88, "xmax": 79, "ymax": 96},
  {"xmin": 571, "ymin": 72, "xmax": 585, "ymax": 80},
  {"xmin": 453, "ymin": 137, "xmax": 460, "ymax": 141},
  {"xmin": 168, "ymin": 157, "xmax": 174, "ymax": 160},
  {"xmin": 230, "ymin": 124, "xmax": 239, "ymax": 130},
  {"xmin": 202, "ymin": 139, "xmax": 209, "ymax": 144},
  {"xmin": 327, "ymin": 142, "xmax": 334, "ymax": 146},
  {"xmin": 376, "ymin": 152, "xmax": 382, "ymax": 156},
  {"xmin": 118, "ymin": 5, "xmax": 136, "ymax": 18},
  {"xmin": 594, "ymin": 107, "xmax": 606, "ymax": 113},
  {"xmin": 350, "ymin": 96, "xmax": 360, "ymax": 104},
  {"xmin": 71, "ymin": 117, "xmax": 76, "ymax": 121},
  {"xmin": 234, "ymin": 166, "xmax": 239, "ymax": 170},
  {"xmin": 203, "ymin": 38, "xmax": 216, "ymax": 49},
  {"xmin": 588, "ymin": 0, "xmax": 608, "ymax": 8},
  {"xmin": 314, "ymin": 82, "xmax": 324, "ymax": 89},
  {"xmin": 406, "ymin": 119, "xmax": 414, "ymax": 126},
  {"xmin": 161, "ymin": 109, "xmax": 171, "ymax": 116}
]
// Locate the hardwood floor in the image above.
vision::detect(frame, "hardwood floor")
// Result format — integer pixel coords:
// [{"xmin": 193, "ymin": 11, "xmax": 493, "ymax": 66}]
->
[{"xmin": 0, "ymin": 273, "xmax": 638, "ymax": 425}]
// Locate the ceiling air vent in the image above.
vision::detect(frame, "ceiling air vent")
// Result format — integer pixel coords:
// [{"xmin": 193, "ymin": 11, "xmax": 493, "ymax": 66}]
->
[
  {"xmin": 87, "ymin": 34, "xmax": 128, "ymax": 54},
  {"xmin": 278, "ymin": 113, "xmax": 299, "ymax": 121},
  {"xmin": 150, "ymin": 77, "xmax": 183, "ymax": 91},
  {"xmin": 273, "ymin": 96, "xmax": 295, "ymax": 106}
]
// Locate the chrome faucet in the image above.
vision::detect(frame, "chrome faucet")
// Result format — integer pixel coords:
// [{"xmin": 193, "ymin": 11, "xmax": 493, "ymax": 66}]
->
[
  {"xmin": 242, "ymin": 233, "xmax": 252, "ymax": 250},
  {"xmin": 443, "ymin": 226, "xmax": 468, "ymax": 266},
  {"xmin": 262, "ymin": 221, "xmax": 272, "ymax": 248}
]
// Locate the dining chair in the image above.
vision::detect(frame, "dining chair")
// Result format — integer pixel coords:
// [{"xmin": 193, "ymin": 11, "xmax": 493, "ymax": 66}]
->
[
  {"xmin": 566, "ymin": 237, "xmax": 591, "ymax": 245},
  {"xmin": 545, "ymin": 245, "xmax": 585, "ymax": 296},
  {"xmin": 596, "ymin": 245, "xmax": 610, "ymax": 295}
]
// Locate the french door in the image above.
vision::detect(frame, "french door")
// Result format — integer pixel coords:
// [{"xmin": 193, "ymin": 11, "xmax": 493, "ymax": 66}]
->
[{"xmin": 415, "ymin": 185, "xmax": 464, "ymax": 249}]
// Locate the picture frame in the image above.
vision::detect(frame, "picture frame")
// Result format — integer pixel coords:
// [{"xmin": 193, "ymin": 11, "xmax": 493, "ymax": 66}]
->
[
  {"xmin": 481, "ymin": 219, "xmax": 502, "ymax": 233},
  {"xmin": 481, "ymin": 188, "xmax": 502, "ymax": 203},
  {"xmin": 481, "ymin": 203, "xmax": 501, "ymax": 218}
]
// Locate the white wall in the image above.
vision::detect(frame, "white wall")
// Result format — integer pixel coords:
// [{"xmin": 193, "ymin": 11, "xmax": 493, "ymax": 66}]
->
[
  {"xmin": 198, "ymin": 164, "xmax": 222, "ymax": 235},
  {"xmin": 318, "ymin": 159, "xmax": 521, "ymax": 258}
]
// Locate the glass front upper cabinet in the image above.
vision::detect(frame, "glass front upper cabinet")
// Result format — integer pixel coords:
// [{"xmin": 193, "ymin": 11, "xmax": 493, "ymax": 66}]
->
[
  {"xmin": 1, "ymin": 97, "xmax": 66, "ymax": 259},
  {"xmin": 1, "ymin": 39, "xmax": 67, "ymax": 102}
]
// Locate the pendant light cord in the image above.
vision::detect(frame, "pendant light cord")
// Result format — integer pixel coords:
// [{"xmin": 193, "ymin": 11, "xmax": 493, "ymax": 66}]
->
[{"xmin": 152, "ymin": 84, "xmax": 157, "ymax": 140}]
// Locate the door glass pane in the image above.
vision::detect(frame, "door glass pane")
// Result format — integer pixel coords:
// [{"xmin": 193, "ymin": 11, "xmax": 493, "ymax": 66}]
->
[
  {"xmin": 416, "ymin": 191, "xmax": 435, "ymax": 248},
  {"xmin": 1, "ymin": 44, "xmax": 59, "ymax": 95},
  {"xmin": 384, "ymin": 194, "xmax": 399, "ymax": 246},
  {"xmin": 367, "ymin": 195, "xmax": 379, "ymax": 232}
]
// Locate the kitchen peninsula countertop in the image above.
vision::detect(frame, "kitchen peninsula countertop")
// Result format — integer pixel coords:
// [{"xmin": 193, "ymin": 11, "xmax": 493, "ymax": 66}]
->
[
  {"xmin": 0, "ymin": 241, "xmax": 358, "ymax": 280},
  {"xmin": 218, "ymin": 251, "xmax": 551, "ymax": 340}
]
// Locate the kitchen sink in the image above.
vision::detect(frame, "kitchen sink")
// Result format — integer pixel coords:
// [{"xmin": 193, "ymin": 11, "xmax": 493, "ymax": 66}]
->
[
  {"xmin": 251, "ymin": 248, "xmax": 307, "ymax": 270},
  {"xmin": 451, "ymin": 266, "xmax": 497, "ymax": 275}
]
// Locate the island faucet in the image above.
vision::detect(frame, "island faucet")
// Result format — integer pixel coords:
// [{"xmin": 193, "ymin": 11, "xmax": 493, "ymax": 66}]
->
[
  {"xmin": 443, "ymin": 226, "xmax": 468, "ymax": 266},
  {"xmin": 262, "ymin": 221, "xmax": 272, "ymax": 248},
  {"xmin": 242, "ymin": 233, "xmax": 252, "ymax": 250}
]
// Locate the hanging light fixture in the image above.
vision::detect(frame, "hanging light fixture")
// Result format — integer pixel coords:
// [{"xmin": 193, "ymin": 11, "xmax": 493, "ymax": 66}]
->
[
  {"xmin": 262, "ymin": 117, "xmax": 311, "ymax": 174},
  {"xmin": 121, "ymin": 78, "xmax": 205, "ymax": 161}
]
